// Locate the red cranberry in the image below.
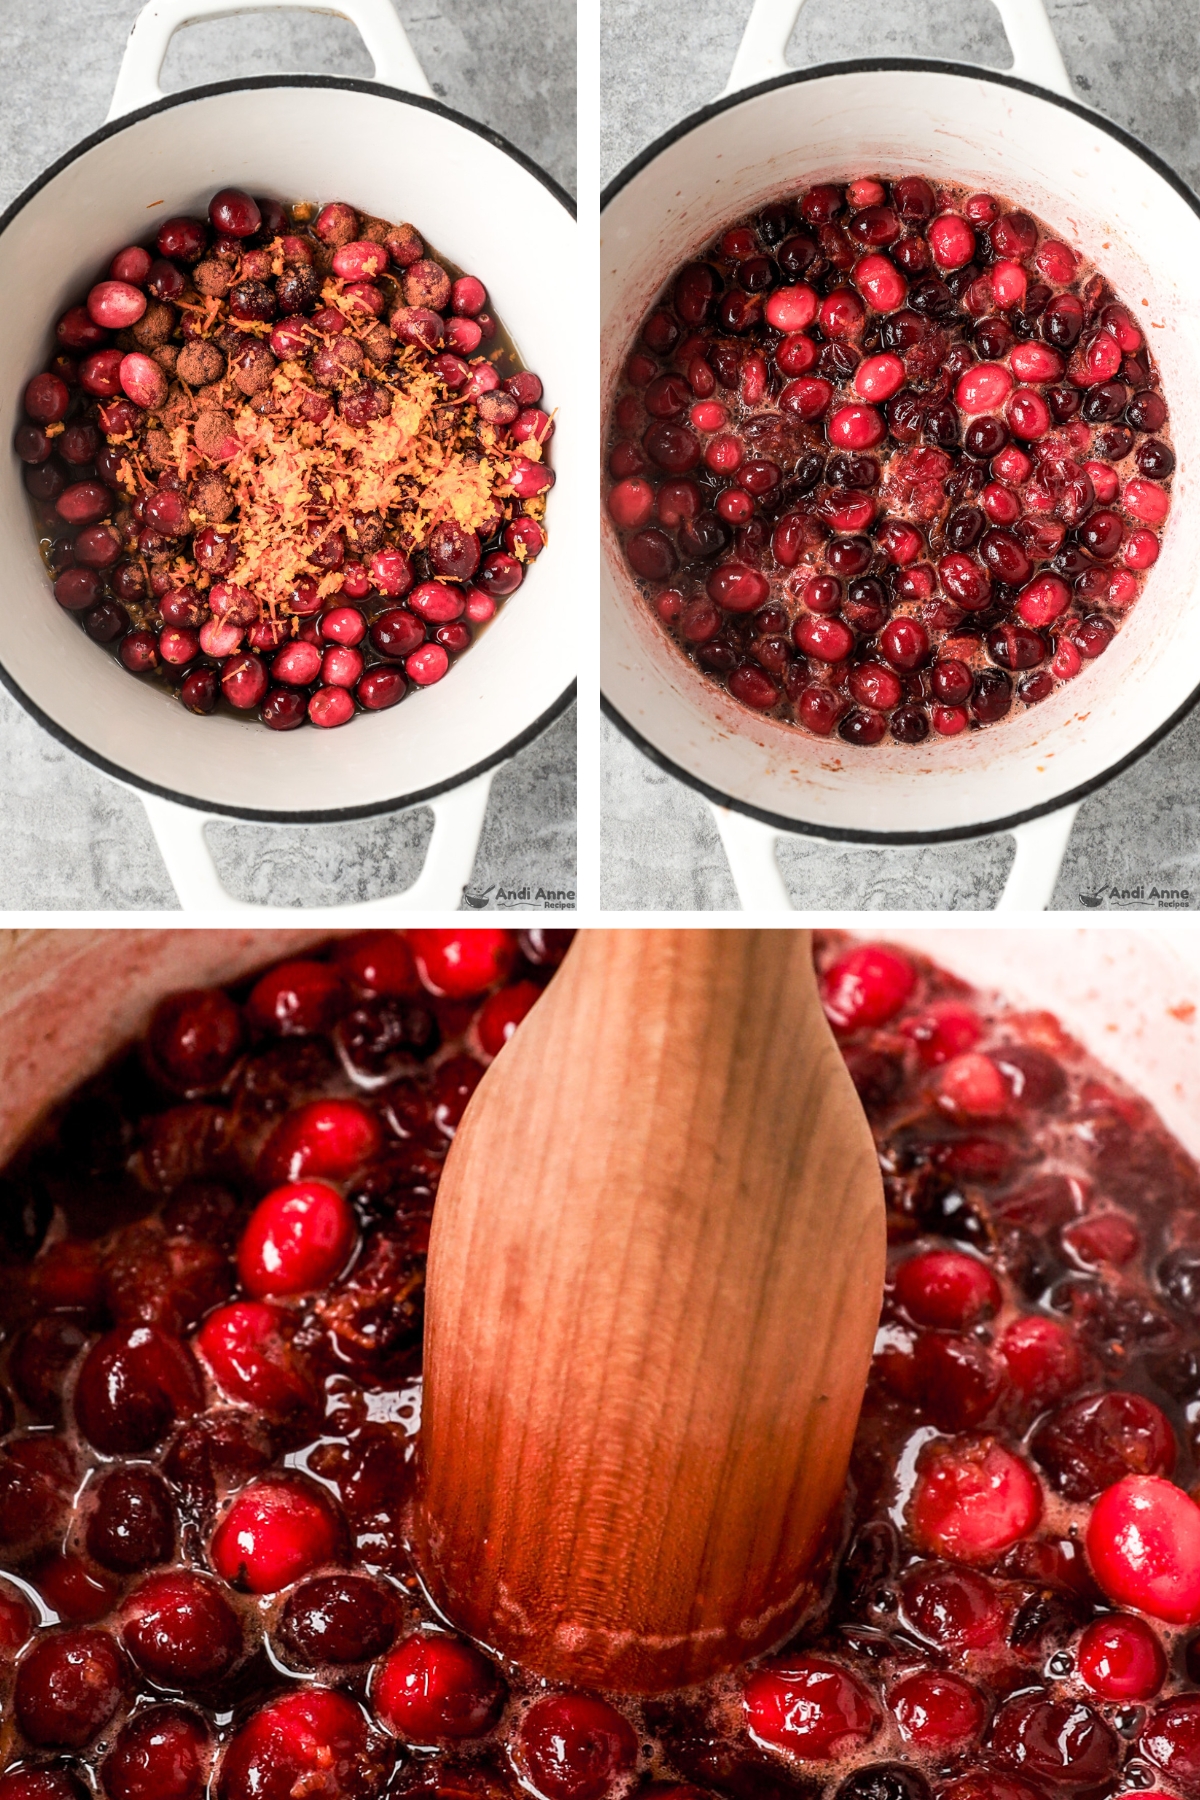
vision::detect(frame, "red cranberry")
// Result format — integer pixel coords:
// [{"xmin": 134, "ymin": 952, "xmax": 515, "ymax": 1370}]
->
[
  {"xmin": 1032, "ymin": 1390, "xmax": 1175, "ymax": 1499},
  {"xmin": 147, "ymin": 988, "xmax": 243, "ymax": 1094},
  {"xmin": 477, "ymin": 980, "xmax": 542, "ymax": 1056},
  {"xmin": 196, "ymin": 1301, "xmax": 316, "ymax": 1419},
  {"xmin": 74, "ymin": 1324, "xmax": 202, "ymax": 1455},
  {"xmin": 357, "ymin": 667, "xmax": 406, "ymax": 709},
  {"xmin": 889, "ymin": 1670, "xmax": 984, "ymax": 1749},
  {"xmin": 899, "ymin": 1562, "xmax": 1004, "ymax": 1649},
  {"xmin": 86, "ymin": 1466, "xmax": 173, "ymax": 1571},
  {"xmin": 910, "ymin": 1436, "xmax": 1041, "ymax": 1562},
  {"xmin": 221, "ymin": 654, "xmax": 268, "ymax": 711},
  {"xmin": 210, "ymin": 1478, "xmax": 342, "ymax": 1594},
  {"xmin": 87, "ymin": 280, "xmax": 147, "ymax": 329},
  {"xmin": 410, "ymin": 930, "xmax": 516, "ymax": 1000},
  {"xmin": 218, "ymin": 1688, "xmax": 385, "ymax": 1800},
  {"xmin": 998, "ymin": 1315, "xmax": 1082, "ymax": 1407},
  {"xmin": 102, "ymin": 1704, "xmax": 210, "ymax": 1800},
  {"xmin": 1077, "ymin": 1612, "xmax": 1166, "ymax": 1700},
  {"xmin": 54, "ymin": 568, "xmax": 99, "ymax": 612},
  {"xmin": 259, "ymin": 1098, "xmax": 382, "ymax": 1186},
  {"xmin": 1088, "ymin": 1474, "xmax": 1200, "ymax": 1623},
  {"xmin": 182, "ymin": 668, "xmax": 218, "ymax": 714},
  {"xmin": 23, "ymin": 373, "xmax": 70, "ymax": 423},
  {"xmin": 1141, "ymin": 1696, "xmax": 1200, "ymax": 1786},
  {"xmin": 237, "ymin": 1179, "xmax": 355, "ymax": 1299},
  {"xmin": 0, "ymin": 1580, "xmax": 34, "ymax": 1654},
  {"xmin": 821, "ymin": 944, "xmax": 914, "ymax": 1031},
  {"xmin": 743, "ymin": 1656, "xmax": 877, "ymax": 1761},
  {"xmin": 15, "ymin": 1628, "xmax": 127, "ymax": 1747},
  {"xmin": 895, "ymin": 1250, "xmax": 1000, "ymax": 1328},
  {"xmin": 373, "ymin": 1632, "xmax": 505, "ymax": 1740},
  {"xmin": 56, "ymin": 482, "xmax": 112, "ymax": 526},
  {"xmin": 278, "ymin": 1574, "xmax": 397, "ymax": 1668},
  {"xmin": 247, "ymin": 960, "xmax": 347, "ymax": 1035},
  {"xmin": 517, "ymin": 1695, "xmax": 637, "ymax": 1800},
  {"xmin": 156, "ymin": 217, "xmax": 207, "ymax": 261},
  {"xmin": 309, "ymin": 685, "xmax": 356, "ymax": 726},
  {"xmin": 122, "ymin": 1568, "xmax": 243, "ymax": 1687}
]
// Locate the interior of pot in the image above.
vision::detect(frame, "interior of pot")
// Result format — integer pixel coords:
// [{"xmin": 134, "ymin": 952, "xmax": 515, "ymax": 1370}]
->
[
  {"xmin": 601, "ymin": 68, "xmax": 1200, "ymax": 837},
  {"xmin": 0, "ymin": 84, "xmax": 576, "ymax": 817},
  {"xmin": 0, "ymin": 927, "xmax": 336, "ymax": 1163}
]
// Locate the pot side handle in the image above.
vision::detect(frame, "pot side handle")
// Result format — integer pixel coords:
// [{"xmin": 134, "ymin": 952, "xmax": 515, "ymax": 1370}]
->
[
  {"xmin": 721, "ymin": 0, "xmax": 1072, "ymax": 99},
  {"xmin": 107, "ymin": 0, "xmax": 433, "ymax": 122},
  {"xmin": 709, "ymin": 798, "xmax": 1079, "ymax": 912},
  {"xmin": 138, "ymin": 769, "xmax": 496, "ymax": 915}
]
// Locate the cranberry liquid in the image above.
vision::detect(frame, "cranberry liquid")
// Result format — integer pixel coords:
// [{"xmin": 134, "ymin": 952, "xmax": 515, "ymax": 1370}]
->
[
  {"xmin": 4, "ymin": 929, "xmax": 1200, "ymax": 1800},
  {"xmin": 605, "ymin": 177, "xmax": 1172, "ymax": 747},
  {"xmin": 16, "ymin": 190, "xmax": 554, "ymax": 733}
]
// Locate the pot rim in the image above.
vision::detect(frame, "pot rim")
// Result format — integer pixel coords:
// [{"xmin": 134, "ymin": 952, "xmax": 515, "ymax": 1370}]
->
[
  {"xmin": 0, "ymin": 73, "xmax": 576, "ymax": 824},
  {"xmin": 600, "ymin": 55, "xmax": 1200, "ymax": 846}
]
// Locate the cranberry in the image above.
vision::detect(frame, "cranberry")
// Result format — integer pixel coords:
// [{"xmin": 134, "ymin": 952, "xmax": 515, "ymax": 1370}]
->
[
  {"xmin": 87, "ymin": 280, "xmax": 147, "ymax": 329},
  {"xmin": 210, "ymin": 1477, "xmax": 342, "ymax": 1594},
  {"xmin": 102, "ymin": 1704, "xmax": 210, "ymax": 1800},
  {"xmin": 182, "ymin": 668, "xmax": 218, "ymax": 714},
  {"xmin": 0, "ymin": 1581, "xmax": 33, "ymax": 1653},
  {"xmin": 405, "ymin": 645, "xmax": 449, "ymax": 687},
  {"xmin": 373, "ymin": 1632, "xmax": 505, "ymax": 1740},
  {"xmin": 237, "ymin": 1179, "xmax": 355, "ymax": 1299},
  {"xmin": 357, "ymin": 668, "xmax": 406, "ymax": 709},
  {"xmin": 990, "ymin": 1694, "xmax": 1116, "ymax": 1784},
  {"xmin": 899, "ymin": 1563, "xmax": 1004, "ymax": 1648},
  {"xmin": 821, "ymin": 944, "xmax": 915, "ymax": 1031},
  {"xmin": 517, "ymin": 1695, "xmax": 637, "ymax": 1800},
  {"xmin": 147, "ymin": 988, "xmax": 243, "ymax": 1094},
  {"xmin": 121, "ymin": 1568, "xmax": 242, "ymax": 1686},
  {"xmin": 74, "ymin": 1324, "xmax": 202, "ymax": 1454},
  {"xmin": 15, "ymin": 1628, "xmax": 127, "ymax": 1746},
  {"xmin": 1032, "ymin": 1389, "xmax": 1175, "ymax": 1499},
  {"xmin": 85, "ymin": 1465, "xmax": 173, "ymax": 1571},
  {"xmin": 218, "ymin": 1687, "xmax": 385, "ymax": 1800},
  {"xmin": 196, "ymin": 1301, "xmax": 315, "ymax": 1419},
  {"xmin": 477, "ymin": 980, "xmax": 542, "ymax": 1055},
  {"xmin": 1087, "ymin": 1474, "xmax": 1200, "ymax": 1622},
  {"xmin": 910, "ymin": 1436, "xmax": 1041, "ymax": 1562},
  {"xmin": 278, "ymin": 1574, "xmax": 396, "ymax": 1668},
  {"xmin": 744, "ymin": 1656, "xmax": 877, "ymax": 1761},
  {"xmin": 1141, "ymin": 1696, "xmax": 1200, "ymax": 1786},
  {"xmin": 370, "ymin": 610, "xmax": 425, "ymax": 661},
  {"xmin": 895, "ymin": 1250, "xmax": 1000, "ymax": 1328},
  {"xmin": 1077, "ymin": 1611, "xmax": 1166, "ymax": 1700},
  {"xmin": 248, "ymin": 961, "xmax": 347, "ymax": 1035},
  {"xmin": 889, "ymin": 1670, "xmax": 984, "ymax": 1748},
  {"xmin": 23, "ymin": 373, "xmax": 70, "ymax": 423},
  {"xmin": 409, "ymin": 930, "xmax": 516, "ymax": 1000},
  {"xmin": 998, "ymin": 1315, "xmax": 1082, "ymax": 1407}
]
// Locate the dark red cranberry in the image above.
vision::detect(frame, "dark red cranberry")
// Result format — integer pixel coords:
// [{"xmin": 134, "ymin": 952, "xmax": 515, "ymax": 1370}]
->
[
  {"xmin": 0, "ymin": 1437, "xmax": 76, "ymax": 1549},
  {"xmin": 82, "ymin": 601, "xmax": 129, "ymax": 644},
  {"xmin": 839, "ymin": 709, "xmax": 888, "ymax": 746},
  {"xmin": 1137, "ymin": 437, "xmax": 1175, "ymax": 478},
  {"xmin": 102, "ymin": 1704, "xmax": 210, "ymax": 1800},
  {"xmin": 990, "ymin": 1693, "xmax": 1116, "ymax": 1784},
  {"xmin": 261, "ymin": 689, "xmax": 307, "ymax": 731},
  {"xmin": 86, "ymin": 1466, "xmax": 174, "ymax": 1571},
  {"xmin": 122, "ymin": 1569, "xmax": 243, "ymax": 1687},
  {"xmin": 373, "ymin": 1633, "xmax": 506, "ymax": 1739},
  {"xmin": 181, "ymin": 668, "xmax": 218, "ymax": 714},
  {"xmin": 26, "ymin": 460, "xmax": 67, "ymax": 501},
  {"xmin": 15, "ymin": 1628, "xmax": 127, "ymax": 1746},
  {"xmin": 370, "ymin": 610, "xmax": 425, "ymax": 661},
  {"xmin": 963, "ymin": 416, "xmax": 1008, "ymax": 458},
  {"xmin": 516, "ymin": 1696, "xmax": 637, "ymax": 1800},
  {"xmin": 970, "ymin": 668, "xmax": 1012, "ymax": 723},
  {"xmin": 1033, "ymin": 1390, "xmax": 1175, "ymax": 1498},
  {"xmin": 10, "ymin": 1315, "xmax": 88, "ymax": 1420},
  {"xmin": 208, "ymin": 188, "xmax": 260, "ymax": 237},
  {"xmin": 0, "ymin": 1772, "xmax": 86, "ymax": 1800},
  {"xmin": 1127, "ymin": 389, "xmax": 1167, "ymax": 431},
  {"xmin": 147, "ymin": 988, "xmax": 244, "ymax": 1094},
  {"xmin": 278, "ymin": 1575, "xmax": 397, "ymax": 1668},
  {"xmin": 74, "ymin": 1323, "xmax": 203, "ymax": 1455}
]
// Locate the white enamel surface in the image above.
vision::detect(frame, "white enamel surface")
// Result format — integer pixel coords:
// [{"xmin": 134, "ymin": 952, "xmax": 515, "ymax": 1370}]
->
[
  {"xmin": 0, "ymin": 85, "xmax": 575, "ymax": 816},
  {"xmin": 601, "ymin": 69, "xmax": 1200, "ymax": 836}
]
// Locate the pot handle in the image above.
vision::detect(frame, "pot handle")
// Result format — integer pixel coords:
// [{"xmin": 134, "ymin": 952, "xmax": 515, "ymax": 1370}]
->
[
  {"xmin": 107, "ymin": 0, "xmax": 433, "ymax": 122},
  {"xmin": 138, "ymin": 768, "xmax": 496, "ymax": 914},
  {"xmin": 710, "ymin": 798, "xmax": 1080, "ymax": 912},
  {"xmin": 722, "ymin": 0, "xmax": 1072, "ymax": 99},
  {"xmin": 994, "ymin": 801, "xmax": 1080, "ymax": 910}
]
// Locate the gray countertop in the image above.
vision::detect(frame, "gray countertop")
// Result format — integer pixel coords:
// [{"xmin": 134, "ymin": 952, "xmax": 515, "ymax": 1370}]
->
[
  {"xmin": 0, "ymin": 0, "xmax": 576, "ymax": 910},
  {"xmin": 600, "ymin": 0, "xmax": 1200, "ymax": 912}
]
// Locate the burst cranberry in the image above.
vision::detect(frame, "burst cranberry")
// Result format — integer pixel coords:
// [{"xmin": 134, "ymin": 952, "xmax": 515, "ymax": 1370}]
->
[
  {"xmin": 910, "ymin": 1436, "xmax": 1041, "ymax": 1562},
  {"xmin": 998, "ymin": 1316, "xmax": 1083, "ymax": 1407},
  {"xmin": 122, "ymin": 1569, "xmax": 243, "ymax": 1686},
  {"xmin": 147, "ymin": 988, "xmax": 243, "ymax": 1094},
  {"xmin": 196, "ymin": 1301, "xmax": 315, "ymax": 1418},
  {"xmin": 899, "ymin": 1562, "xmax": 1004, "ymax": 1648},
  {"xmin": 743, "ymin": 1656, "xmax": 877, "ymax": 1761},
  {"xmin": 237, "ymin": 1180, "xmax": 356, "ymax": 1299},
  {"xmin": 410, "ymin": 929, "xmax": 516, "ymax": 999},
  {"xmin": 210, "ymin": 1478, "xmax": 342, "ymax": 1594},
  {"xmin": 1033, "ymin": 1390, "xmax": 1176, "ymax": 1499},
  {"xmin": 821, "ymin": 944, "xmax": 915, "ymax": 1031},
  {"xmin": 991, "ymin": 1694, "xmax": 1116, "ymax": 1784},
  {"xmin": 247, "ymin": 960, "xmax": 347, "ymax": 1035},
  {"xmin": 1077, "ymin": 1612, "xmax": 1166, "ymax": 1700},
  {"xmin": 85, "ymin": 1466, "xmax": 173, "ymax": 1571},
  {"xmin": 218, "ymin": 1688, "xmax": 384, "ymax": 1800},
  {"xmin": 517, "ymin": 1695, "xmax": 638, "ymax": 1800},
  {"xmin": 373, "ymin": 1633, "xmax": 505, "ymax": 1741},
  {"xmin": 15, "ymin": 1628, "xmax": 127, "ymax": 1746},
  {"xmin": 74, "ymin": 1324, "xmax": 202, "ymax": 1455},
  {"xmin": 889, "ymin": 1670, "xmax": 985, "ymax": 1748},
  {"xmin": 1087, "ymin": 1475, "xmax": 1200, "ymax": 1623}
]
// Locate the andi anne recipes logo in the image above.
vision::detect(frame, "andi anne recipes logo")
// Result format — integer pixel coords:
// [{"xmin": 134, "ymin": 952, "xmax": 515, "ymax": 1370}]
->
[
  {"xmin": 462, "ymin": 881, "xmax": 576, "ymax": 910},
  {"xmin": 1078, "ymin": 880, "xmax": 1193, "ymax": 910}
]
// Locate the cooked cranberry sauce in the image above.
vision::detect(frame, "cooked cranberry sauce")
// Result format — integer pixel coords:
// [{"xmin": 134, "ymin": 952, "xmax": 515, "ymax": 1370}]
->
[
  {"xmin": 605, "ymin": 179, "xmax": 1172, "ymax": 746},
  {"xmin": 5, "ymin": 930, "xmax": 1200, "ymax": 1800},
  {"xmin": 17, "ymin": 191, "xmax": 553, "ymax": 731}
]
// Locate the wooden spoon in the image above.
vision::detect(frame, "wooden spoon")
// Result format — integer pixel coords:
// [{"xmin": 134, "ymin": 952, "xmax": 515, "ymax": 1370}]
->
[{"xmin": 413, "ymin": 929, "xmax": 885, "ymax": 1693}]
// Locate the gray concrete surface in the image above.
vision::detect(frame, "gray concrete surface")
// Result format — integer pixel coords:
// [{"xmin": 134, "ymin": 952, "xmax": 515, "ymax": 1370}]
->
[
  {"xmin": 0, "ymin": 0, "xmax": 575, "ymax": 911},
  {"xmin": 600, "ymin": 0, "xmax": 1200, "ymax": 912}
]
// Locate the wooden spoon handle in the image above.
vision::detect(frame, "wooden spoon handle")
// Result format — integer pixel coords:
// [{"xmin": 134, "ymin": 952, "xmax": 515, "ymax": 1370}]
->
[{"xmin": 415, "ymin": 929, "xmax": 885, "ymax": 1692}]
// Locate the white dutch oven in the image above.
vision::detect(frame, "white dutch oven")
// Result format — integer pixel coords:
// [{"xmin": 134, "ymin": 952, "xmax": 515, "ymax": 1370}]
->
[
  {"xmin": 0, "ymin": 0, "xmax": 576, "ymax": 914},
  {"xmin": 2, "ymin": 924, "xmax": 1200, "ymax": 1166},
  {"xmin": 601, "ymin": 0, "xmax": 1200, "ymax": 911}
]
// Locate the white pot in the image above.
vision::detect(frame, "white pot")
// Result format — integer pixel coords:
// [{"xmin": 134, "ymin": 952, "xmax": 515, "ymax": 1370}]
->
[
  {"xmin": 600, "ymin": 0, "xmax": 1200, "ymax": 911},
  {"xmin": 1, "ymin": 923, "xmax": 1198, "ymax": 1175},
  {"xmin": 0, "ymin": 0, "xmax": 576, "ymax": 913}
]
